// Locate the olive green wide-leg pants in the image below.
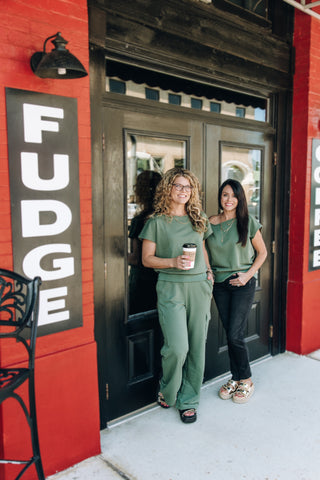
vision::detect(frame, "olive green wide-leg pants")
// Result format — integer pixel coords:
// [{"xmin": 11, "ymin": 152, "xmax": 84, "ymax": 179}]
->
[{"xmin": 156, "ymin": 278, "xmax": 212, "ymax": 410}]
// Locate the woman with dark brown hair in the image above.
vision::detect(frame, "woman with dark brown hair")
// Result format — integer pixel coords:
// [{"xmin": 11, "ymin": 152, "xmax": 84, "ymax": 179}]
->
[{"xmin": 206, "ymin": 179, "xmax": 267, "ymax": 403}]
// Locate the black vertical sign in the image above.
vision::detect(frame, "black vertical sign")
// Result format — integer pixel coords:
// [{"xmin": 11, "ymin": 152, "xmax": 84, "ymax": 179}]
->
[
  {"xmin": 309, "ymin": 138, "xmax": 320, "ymax": 271},
  {"xmin": 5, "ymin": 88, "xmax": 83, "ymax": 335}
]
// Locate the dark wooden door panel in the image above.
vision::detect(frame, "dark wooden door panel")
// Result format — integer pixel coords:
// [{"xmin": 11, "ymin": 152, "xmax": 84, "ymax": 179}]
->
[
  {"xmin": 96, "ymin": 106, "xmax": 273, "ymax": 423},
  {"xmin": 204, "ymin": 125, "xmax": 273, "ymax": 381},
  {"xmin": 100, "ymin": 108, "xmax": 204, "ymax": 422}
]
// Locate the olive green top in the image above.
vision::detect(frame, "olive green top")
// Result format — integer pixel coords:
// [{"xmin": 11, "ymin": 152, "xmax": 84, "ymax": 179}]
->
[
  {"xmin": 206, "ymin": 214, "xmax": 262, "ymax": 283},
  {"xmin": 139, "ymin": 214, "xmax": 210, "ymax": 281}
]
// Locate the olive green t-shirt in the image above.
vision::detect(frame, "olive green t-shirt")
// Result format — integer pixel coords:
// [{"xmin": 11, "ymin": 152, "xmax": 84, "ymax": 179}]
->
[
  {"xmin": 139, "ymin": 214, "xmax": 210, "ymax": 279},
  {"xmin": 206, "ymin": 214, "xmax": 262, "ymax": 283}
]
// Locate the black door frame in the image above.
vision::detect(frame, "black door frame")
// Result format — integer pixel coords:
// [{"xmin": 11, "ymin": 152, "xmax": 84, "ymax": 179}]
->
[{"xmin": 89, "ymin": 50, "xmax": 289, "ymax": 427}]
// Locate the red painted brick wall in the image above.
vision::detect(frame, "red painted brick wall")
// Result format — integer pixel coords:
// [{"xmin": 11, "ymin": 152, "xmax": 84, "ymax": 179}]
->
[
  {"xmin": 287, "ymin": 10, "xmax": 320, "ymax": 354},
  {"xmin": 0, "ymin": 1, "xmax": 100, "ymax": 478}
]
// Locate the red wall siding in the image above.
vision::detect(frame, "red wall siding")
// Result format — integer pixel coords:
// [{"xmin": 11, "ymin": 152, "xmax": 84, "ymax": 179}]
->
[
  {"xmin": 287, "ymin": 11, "xmax": 320, "ymax": 354},
  {"xmin": 0, "ymin": 1, "xmax": 100, "ymax": 478}
]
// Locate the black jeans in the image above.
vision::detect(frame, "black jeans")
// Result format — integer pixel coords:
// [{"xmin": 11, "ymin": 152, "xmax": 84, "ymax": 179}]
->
[{"xmin": 213, "ymin": 276, "xmax": 256, "ymax": 381}]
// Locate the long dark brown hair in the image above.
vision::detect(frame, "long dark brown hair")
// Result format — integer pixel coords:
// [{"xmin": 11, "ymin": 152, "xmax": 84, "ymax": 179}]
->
[
  {"xmin": 135, "ymin": 170, "xmax": 162, "ymax": 214},
  {"xmin": 218, "ymin": 179, "xmax": 248, "ymax": 246}
]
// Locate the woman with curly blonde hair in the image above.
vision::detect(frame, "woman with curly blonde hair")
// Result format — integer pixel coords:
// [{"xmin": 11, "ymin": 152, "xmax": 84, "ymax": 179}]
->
[
  {"xmin": 140, "ymin": 167, "xmax": 214, "ymax": 424},
  {"xmin": 153, "ymin": 168, "xmax": 208, "ymax": 233}
]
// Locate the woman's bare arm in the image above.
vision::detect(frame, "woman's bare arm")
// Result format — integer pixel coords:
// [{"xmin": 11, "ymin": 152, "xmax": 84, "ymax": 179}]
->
[{"xmin": 142, "ymin": 239, "xmax": 192, "ymax": 270}]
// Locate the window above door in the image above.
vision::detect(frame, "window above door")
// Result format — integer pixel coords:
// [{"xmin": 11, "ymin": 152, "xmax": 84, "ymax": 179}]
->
[
  {"xmin": 223, "ymin": 0, "xmax": 268, "ymax": 18},
  {"xmin": 106, "ymin": 61, "xmax": 268, "ymax": 122}
]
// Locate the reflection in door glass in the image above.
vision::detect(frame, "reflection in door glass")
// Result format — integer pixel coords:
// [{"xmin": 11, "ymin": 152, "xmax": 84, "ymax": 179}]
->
[
  {"xmin": 221, "ymin": 145, "xmax": 261, "ymax": 221},
  {"xmin": 127, "ymin": 135, "xmax": 186, "ymax": 315}
]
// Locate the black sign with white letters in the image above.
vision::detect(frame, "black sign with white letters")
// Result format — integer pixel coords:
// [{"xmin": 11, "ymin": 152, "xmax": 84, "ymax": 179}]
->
[
  {"xmin": 5, "ymin": 88, "xmax": 83, "ymax": 335},
  {"xmin": 310, "ymin": 138, "xmax": 320, "ymax": 271}
]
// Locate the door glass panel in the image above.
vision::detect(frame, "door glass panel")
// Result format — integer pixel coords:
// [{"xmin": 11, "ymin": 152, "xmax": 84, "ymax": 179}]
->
[
  {"xmin": 221, "ymin": 145, "xmax": 262, "ymax": 221},
  {"xmin": 220, "ymin": 144, "xmax": 262, "ymax": 285},
  {"xmin": 127, "ymin": 134, "xmax": 186, "ymax": 315}
]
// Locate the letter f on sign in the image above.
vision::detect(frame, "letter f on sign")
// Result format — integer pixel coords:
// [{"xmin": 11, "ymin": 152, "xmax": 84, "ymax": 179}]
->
[{"xmin": 23, "ymin": 104, "xmax": 64, "ymax": 143}]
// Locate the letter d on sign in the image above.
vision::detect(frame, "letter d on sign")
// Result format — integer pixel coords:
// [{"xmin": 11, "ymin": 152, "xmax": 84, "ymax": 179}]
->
[{"xmin": 21, "ymin": 200, "xmax": 72, "ymax": 237}]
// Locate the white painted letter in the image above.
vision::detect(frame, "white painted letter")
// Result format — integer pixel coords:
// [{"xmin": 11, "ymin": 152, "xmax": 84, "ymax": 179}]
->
[
  {"xmin": 313, "ymin": 249, "xmax": 320, "ymax": 268},
  {"xmin": 21, "ymin": 153, "xmax": 69, "ymax": 190},
  {"xmin": 21, "ymin": 200, "xmax": 72, "ymax": 237},
  {"xmin": 23, "ymin": 244, "xmax": 74, "ymax": 280},
  {"xmin": 38, "ymin": 287, "xmax": 70, "ymax": 325},
  {"xmin": 314, "ymin": 166, "xmax": 320, "ymax": 184},
  {"xmin": 315, "ymin": 209, "xmax": 320, "ymax": 226},
  {"xmin": 314, "ymin": 230, "xmax": 320, "ymax": 247},
  {"xmin": 23, "ymin": 104, "xmax": 64, "ymax": 143},
  {"xmin": 316, "ymin": 187, "xmax": 320, "ymax": 205}
]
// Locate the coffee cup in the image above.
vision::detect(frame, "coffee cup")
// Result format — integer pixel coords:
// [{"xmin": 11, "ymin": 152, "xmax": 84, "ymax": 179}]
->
[{"xmin": 182, "ymin": 243, "xmax": 197, "ymax": 269}]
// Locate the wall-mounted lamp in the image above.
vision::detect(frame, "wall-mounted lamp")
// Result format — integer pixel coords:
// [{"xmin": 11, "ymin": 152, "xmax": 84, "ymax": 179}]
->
[{"xmin": 30, "ymin": 32, "xmax": 88, "ymax": 79}]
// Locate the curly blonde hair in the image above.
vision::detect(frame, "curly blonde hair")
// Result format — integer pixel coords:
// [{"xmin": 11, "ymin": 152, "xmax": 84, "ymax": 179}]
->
[{"xmin": 152, "ymin": 167, "xmax": 207, "ymax": 233}]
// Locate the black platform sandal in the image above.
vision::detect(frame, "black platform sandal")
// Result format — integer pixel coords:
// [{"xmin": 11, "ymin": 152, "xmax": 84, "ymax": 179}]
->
[
  {"xmin": 179, "ymin": 408, "xmax": 197, "ymax": 424},
  {"xmin": 157, "ymin": 392, "xmax": 170, "ymax": 409}
]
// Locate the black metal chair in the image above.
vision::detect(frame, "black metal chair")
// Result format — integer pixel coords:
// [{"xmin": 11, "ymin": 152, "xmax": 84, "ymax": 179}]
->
[{"xmin": 0, "ymin": 268, "xmax": 45, "ymax": 480}]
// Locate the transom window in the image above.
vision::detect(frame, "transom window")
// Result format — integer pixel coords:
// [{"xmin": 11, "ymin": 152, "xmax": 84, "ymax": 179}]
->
[
  {"xmin": 106, "ymin": 62, "xmax": 268, "ymax": 123},
  {"xmin": 224, "ymin": 0, "xmax": 268, "ymax": 18}
]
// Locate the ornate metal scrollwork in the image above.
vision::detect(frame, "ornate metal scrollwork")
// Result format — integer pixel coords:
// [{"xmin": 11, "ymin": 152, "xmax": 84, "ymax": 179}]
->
[{"xmin": 0, "ymin": 276, "xmax": 29, "ymax": 327}]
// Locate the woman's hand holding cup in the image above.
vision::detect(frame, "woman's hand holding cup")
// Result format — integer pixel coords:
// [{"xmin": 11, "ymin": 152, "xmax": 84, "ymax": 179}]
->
[
  {"xmin": 176, "ymin": 254, "xmax": 192, "ymax": 270},
  {"xmin": 182, "ymin": 243, "xmax": 197, "ymax": 269},
  {"xmin": 174, "ymin": 244, "xmax": 197, "ymax": 270}
]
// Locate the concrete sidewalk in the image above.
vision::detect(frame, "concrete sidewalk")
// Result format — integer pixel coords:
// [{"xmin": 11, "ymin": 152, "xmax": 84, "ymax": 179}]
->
[{"xmin": 48, "ymin": 351, "xmax": 320, "ymax": 480}]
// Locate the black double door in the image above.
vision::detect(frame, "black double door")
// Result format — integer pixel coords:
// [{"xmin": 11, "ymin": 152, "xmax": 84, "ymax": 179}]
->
[{"xmin": 95, "ymin": 104, "xmax": 273, "ymax": 425}]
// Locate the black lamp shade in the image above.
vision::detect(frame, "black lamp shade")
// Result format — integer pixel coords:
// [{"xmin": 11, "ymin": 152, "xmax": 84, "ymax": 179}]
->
[{"xmin": 30, "ymin": 32, "xmax": 88, "ymax": 79}]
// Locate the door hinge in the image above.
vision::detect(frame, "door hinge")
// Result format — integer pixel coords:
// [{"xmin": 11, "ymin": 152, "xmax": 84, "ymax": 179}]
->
[
  {"xmin": 273, "ymin": 152, "xmax": 278, "ymax": 166},
  {"xmin": 269, "ymin": 325, "xmax": 274, "ymax": 338},
  {"xmin": 271, "ymin": 240, "xmax": 276, "ymax": 254},
  {"xmin": 104, "ymin": 262, "xmax": 107, "ymax": 279},
  {"xmin": 102, "ymin": 133, "xmax": 106, "ymax": 152},
  {"xmin": 106, "ymin": 383, "xmax": 109, "ymax": 400}
]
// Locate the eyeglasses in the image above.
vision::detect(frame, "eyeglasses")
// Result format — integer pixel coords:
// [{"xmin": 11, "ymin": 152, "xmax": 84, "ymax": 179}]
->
[{"xmin": 172, "ymin": 183, "xmax": 193, "ymax": 192}]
